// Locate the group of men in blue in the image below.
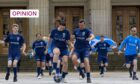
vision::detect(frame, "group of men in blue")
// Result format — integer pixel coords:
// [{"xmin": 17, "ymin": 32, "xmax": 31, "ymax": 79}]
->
[{"xmin": 1, "ymin": 19, "xmax": 140, "ymax": 83}]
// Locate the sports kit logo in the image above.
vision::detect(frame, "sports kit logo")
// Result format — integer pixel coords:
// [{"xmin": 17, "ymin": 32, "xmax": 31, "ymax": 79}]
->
[
  {"xmin": 63, "ymin": 33, "xmax": 66, "ymax": 38},
  {"xmin": 17, "ymin": 37, "xmax": 20, "ymax": 41},
  {"xmin": 82, "ymin": 32, "xmax": 85, "ymax": 36}
]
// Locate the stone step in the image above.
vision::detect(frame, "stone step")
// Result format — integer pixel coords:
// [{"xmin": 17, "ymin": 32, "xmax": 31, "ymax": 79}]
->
[{"xmin": 0, "ymin": 54, "xmax": 140, "ymax": 72}]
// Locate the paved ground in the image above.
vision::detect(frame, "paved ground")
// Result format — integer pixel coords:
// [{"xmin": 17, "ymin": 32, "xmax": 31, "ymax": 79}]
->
[{"xmin": 0, "ymin": 72, "xmax": 140, "ymax": 84}]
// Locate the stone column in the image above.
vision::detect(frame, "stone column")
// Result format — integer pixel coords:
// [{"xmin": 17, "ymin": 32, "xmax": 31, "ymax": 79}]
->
[
  {"xmin": 29, "ymin": 0, "xmax": 49, "ymax": 45},
  {"xmin": 90, "ymin": 0, "xmax": 112, "ymax": 37}
]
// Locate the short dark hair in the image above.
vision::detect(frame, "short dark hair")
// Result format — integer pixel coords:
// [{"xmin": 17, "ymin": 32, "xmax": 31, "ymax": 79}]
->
[
  {"xmin": 79, "ymin": 19, "xmax": 85, "ymax": 24},
  {"xmin": 130, "ymin": 25, "xmax": 136, "ymax": 30},
  {"xmin": 55, "ymin": 20, "xmax": 61, "ymax": 24},
  {"xmin": 36, "ymin": 33, "xmax": 41, "ymax": 37},
  {"xmin": 100, "ymin": 35, "xmax": 104, "ymax": 38},
  {"xmin": 12, "ymin": 24, "xmax": 19, "ymax": 28}
]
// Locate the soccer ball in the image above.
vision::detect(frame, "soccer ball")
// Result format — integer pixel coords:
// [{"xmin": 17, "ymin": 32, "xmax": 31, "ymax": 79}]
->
[
  {"xmin": 26, "ymin": 50, "xmax": 34, "ymax": 58},
  {"xmin": 53, "ymin": 75, "xmax": 61, "ymax": 83}
]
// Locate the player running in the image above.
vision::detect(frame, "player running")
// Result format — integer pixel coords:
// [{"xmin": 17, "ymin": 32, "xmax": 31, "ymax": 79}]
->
[
  {"xmin": 93, "ymin": 35, "xmax": 115, "ymax": 77},
  {"xmin": 118, "ymin": 26, "xmax": 140, "ymax": 80},
  {"xmin": 71, "ymin": 19, "xmax": 94, "ymax": 83},
  {"xmin": 48, "ymin": 19, "xmax": 61, "ymax": 75},
  {"xmin": 0, "ymin": 24, "xmax": 26, "ymax": 82},
  {"xmin": 32, "ymin": 33, "xmax": 48, "ymax": 79},
  {"xmin": 50, "ymin": 20, "xmax": 73, "ymax": 83}
]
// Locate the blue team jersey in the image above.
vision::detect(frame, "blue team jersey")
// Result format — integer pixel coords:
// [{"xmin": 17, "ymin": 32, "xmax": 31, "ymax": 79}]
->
[
  {"xmin": 32, "ymin": 40, "xmax": 47, "ymax": 55},
  {"xmin": 73, "ymin": 28, "xmax": 92, "ymax": 49},
  {"xmin": 5, "ymin": 33, "xmax": 24, "ymax": 52},
  {"xmin": 95, "ymin": 41, "xmax": 110, "ymax": 56},
  {"xmin": 50, "ymin": 28, "xmax": 70, "ymax": 50},
  {"xmin": 119, "ymin": 35, "xmax": 140, "ymax": 56}
]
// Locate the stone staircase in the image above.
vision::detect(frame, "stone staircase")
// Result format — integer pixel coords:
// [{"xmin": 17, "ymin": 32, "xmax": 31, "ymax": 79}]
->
[
  {"xmin": 0, "ymin": 55, "xmax": 36, "ymax": 72},
  {"xmin": 0, "ymin": 54, "xmax": 140, "ymax": 72}
]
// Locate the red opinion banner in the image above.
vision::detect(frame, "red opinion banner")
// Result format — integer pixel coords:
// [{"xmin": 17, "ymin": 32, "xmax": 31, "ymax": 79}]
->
[{"xmin": 10, "ymin": 9, "xmax": 39, "ymax": 18}]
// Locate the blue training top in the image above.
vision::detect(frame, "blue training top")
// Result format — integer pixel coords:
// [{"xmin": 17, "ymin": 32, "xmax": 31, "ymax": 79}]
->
[
  {"xmin": 50, "ymin": 28, "xmax": 70, "ymax": 50},
  {"xmin": 5, "ymin": 33, "xmax": 24, "ymax": 52},
  {"xmin": 73, "ymin": 28, "xmax": 93, "ymax": 49},
  {"xmin": 95, "ymin": 41, "xmax": 110, "ymax": 56},
  {"xmin": 32, "ymin": 40, "xmax": 47, "ymax": 55},
  {"xmin": 118, "ymin": 35, "xmax": 140, "ymax": 56}
]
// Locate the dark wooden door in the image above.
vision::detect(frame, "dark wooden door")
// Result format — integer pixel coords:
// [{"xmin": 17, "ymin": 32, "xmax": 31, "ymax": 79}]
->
[
  {"xmin": 55, "ymin": 6, "xmax": 84, "ymax": 33},
  {"xmin": 0, "ymin": 8, "xmax": 29, "ymax": 54},
  {"xmin": 112, "ymin": 7, "xmax": 140, "ymax": 45}
]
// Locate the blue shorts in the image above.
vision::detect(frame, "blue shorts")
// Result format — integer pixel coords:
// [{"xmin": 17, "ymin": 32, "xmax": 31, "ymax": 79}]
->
[
  {"xmin": 60, "ymin": 49, "xmax": 69, "ymax": 57},
  {"xmin": 53, "ymin": 47, "xmax": 69, "ymax": 58},
  {"xmin": 98, "ymin": 56, "xmax": 108, "ymax": 64},
  {"xmin": 8, "ymin": 51, "xmax": 21, "ymax": 61},
  {"xmin": 35, "ymin": 54, "xmax": 46, "ymax": 62},
  {"xmin": 74, "ymin": 48, "xmax": 90, "ymax": 63},
  {"xmin": 125, "ymin": 55, "xmax": 137, "ymax": 64}
]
